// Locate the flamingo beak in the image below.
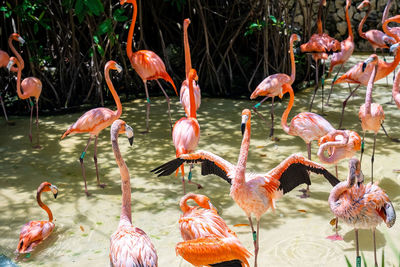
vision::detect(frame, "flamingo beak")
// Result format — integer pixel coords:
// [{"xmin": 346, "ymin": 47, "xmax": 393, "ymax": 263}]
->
[
  {"xmin": 50, "ymin": 185, "xmax": 59, "ymax": 199},
  {"xmin": 208, "ymin": 201, "xmax": 217, "ymax": 212},
  {"xmin": 120, "ymin": 0, "xmax": 127, "ymax": 5},
  {"xmin": 18, "ymin": 36, "xmax": 25, "ymax": 44},
  {"xmin": 125, "ymin": 124, "xmax": 134, "ymax": 146},
  {"xmin": 362, "ymin": 57, "xmax": 373, "ymax": 72},
  {"xmin": 6, "ymin": 60, "xmax": 14, "ymax": 71},
  {"xmin": 115, "ymin": 63, "xmax": 123, "ymax": 73},
  {"xmin": 390, "ymin": 43, "xmax": 399, "ymax": 54},
  {"xmin": 241, "ymin": 115, "xmax": 248, "ymax": 136}
]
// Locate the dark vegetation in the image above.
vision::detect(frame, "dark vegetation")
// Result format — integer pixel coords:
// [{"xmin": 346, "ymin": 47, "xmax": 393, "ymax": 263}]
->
[{"xmin": 0, "ymin": 0, "xmax": 319, "ymax": 113}]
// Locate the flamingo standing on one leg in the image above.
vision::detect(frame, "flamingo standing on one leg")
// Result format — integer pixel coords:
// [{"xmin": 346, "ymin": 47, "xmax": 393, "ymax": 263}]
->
[
  {"xmin": 120, "ymin": 0, "xmax": 177, "ymax": 133},
  {"xmin": 250, "ymin": 34, "xmax": 299, "ymax": 138},
  {"xmin": 109, "ymin": 119, "xmax": 158, "ymax": 267},
  {"xmin": 0, "ymin": 33, "xmax": 25, "ymax": 123},
  {"xmin": 16, "ymin": 182, "xmax": 58, "ymax": 254},
  {"xmin": 61, "ymin": 60, "xmax": 123, "ymax": 196},
  {"xmin": 326, "ymin": 0, "xmax": 354, "ymax": 105},
  {"xmin": 7, "ymin": 57, "xmax": 42, "ymax": 148},
  {"xmin": 176, "ymin": 193, "xmax": 250, "ymax": 266},
  {"xmin": 329, "ymin": 158, "xmax": 396, "ymax": 267},
  {"xmin": 152, "ymin": 109, "xmax": 339, "ymax": 267},
  {"xmin": 180, "ymin": 18, "xmax": 201, "ymax": 117}
]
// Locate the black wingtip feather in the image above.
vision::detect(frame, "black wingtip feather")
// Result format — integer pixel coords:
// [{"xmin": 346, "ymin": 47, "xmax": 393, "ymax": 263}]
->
[
  {"xmin": 210, "ymin": 260, "xmax": 243, "ymax": 267},
  {"xmin": 150, "ymin": 158, "xmax": 185, "ymax": 177}
]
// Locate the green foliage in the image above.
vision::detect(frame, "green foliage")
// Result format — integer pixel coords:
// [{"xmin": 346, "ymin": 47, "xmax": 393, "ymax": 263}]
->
[
  {"xmin": 164, "ymin": 0, "xmax": 186, "ymax": 11},
  {"xmin": 244, "ymin": 20, "xmax": 266, "ymax": 36},
  {"xmin": 74, "ymin": 0, "xmax": 104, "ymax": 23}
]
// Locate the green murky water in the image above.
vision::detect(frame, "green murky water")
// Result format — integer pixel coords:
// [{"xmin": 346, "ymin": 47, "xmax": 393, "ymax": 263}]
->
[{"xmin": 1, "ymin": 54, "xmax": 400, "ymax": 267}]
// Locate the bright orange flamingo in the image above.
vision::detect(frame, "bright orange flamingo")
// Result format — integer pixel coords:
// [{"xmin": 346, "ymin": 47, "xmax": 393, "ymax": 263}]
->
[
  {"xmin": 61, "ymin": 60, "xmax": 122, "ymax": 196},
  {"xmin": 109, "ymin": 119, "xmax": 158, "ymax": 267},
  {"xmin": 7, "ymin": 57, "xmax": 42, "ymax": 148},
  {"xmin": 152, "ymin": 109, "xmax": 339, "ymax": 267},
  {"xmin": 0, "ymin": 33, "xmax": 25, "ymax": 122},
  {"xmin": 250, "ymin": 34, "xmax": 299, "ymax": 138},
  {"xmin": 121, "ymin": 0, "xmax": 177, "ymax": 132},
  {"xmin": 329, "ymin": 158, "xmax": 396, "ymax": 267},
  {"xmin": 172, "ymin": 69, "xmax": 202, "ymax": 193},
  {"xmin": 382, "ymin": 0, "xmax": 400, "ymax": 37},
  {"xmin": 300, "ymin": 0, "xmax": 340, "ymax": 112},
  {"xmin": 180, "ymin": 18, "xmax": 201, "ymax": 117},
  {"xmin": 16, "ymin": 182, "xmax": 58, "ymax": 254},
  {"xmin": 326, "ymin": 0, "xmax": 354, "ymax": 105},
  {"xmin": 176, "ymin": 193, "xmax": 250, "ymax": 266}
]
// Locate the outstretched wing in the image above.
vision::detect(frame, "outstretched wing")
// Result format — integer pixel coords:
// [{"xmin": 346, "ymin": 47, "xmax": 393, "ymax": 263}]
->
[
  {"xmin": 151, "ymin": 150, "xmax": 235, "ymax": 184},
  {"xmin": 267, "ymin": 153, "xmax": 339, "ymax": 194}
]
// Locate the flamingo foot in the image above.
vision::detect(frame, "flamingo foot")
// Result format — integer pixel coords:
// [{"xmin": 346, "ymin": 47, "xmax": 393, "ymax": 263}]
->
[
  {"xmin": 98, "ymin": 183, "xmax": 106, "ymax": 188},
  {"xmin": 32, "ymin": 144, "xmax": 42, "ymax": 150},
  {"xmin": 189, "ymin": 181, "xmax": 203, "ymax": 189},
  {"xmin": 140, "ymin": 130, "xmax": 150, "ymax": 134},
  {"xmin": 85, "ymin": 191, "xmax": 91, "ymax": 197},
  {"xmin": 326, "ymin": 234, "xmax": 343, "ymax": 241},
  {"xmin": 28, "ymin": 133, "xmax": 33, "ymax": 143},
  {"xmin": 298, "ymin": 188, "xmax": 310, "ymax": 198}
]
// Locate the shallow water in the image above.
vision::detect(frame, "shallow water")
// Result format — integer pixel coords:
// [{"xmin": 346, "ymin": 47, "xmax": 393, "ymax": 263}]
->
[{"xmin": 1, "ymin": 54, "xmax": 400, "ymax": 267}]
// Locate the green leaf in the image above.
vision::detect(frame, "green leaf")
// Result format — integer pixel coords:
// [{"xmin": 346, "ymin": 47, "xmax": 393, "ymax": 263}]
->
[
  {"xmin": 85, "ymin": 0, "xmax": 104, "ymax": 16},
  {"xmin": 0, "ymin": 6, "xmax": 8, "ymax": 12},
  {"xmin": 344, "ymin": 256, "xmax": 353, "ymax": 267},
  {"xmin": 93, "ymin": 35, "xmax": 99, "ymax": 44},
  {"xmin": 75, "ymin": 0, "xmax": 85, "ymax": 22},
  {"xmin": 269, "ymin": 15, "xmax": 277, "ymax": 24},
  {"xmin": 96, "ymin": 44, "xmax": 104, "ymax": 56},
  {"xmin": 97, "ymin": 18, "xmax": 112, "ymax": 35}
]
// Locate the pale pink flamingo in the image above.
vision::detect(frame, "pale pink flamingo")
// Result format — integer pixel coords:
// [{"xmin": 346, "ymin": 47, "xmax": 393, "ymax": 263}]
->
[
  {"xmin": 7, "ymin": 57, "xmax": 42, "ymax": 148},
  {"xmin": 326, "ymin": 0, "xmax": 355, "ymax": 105},
  {"xmin": 172, "ymin": 68, "xmax": 202, "ymax": 193},
  {"xmin": 329, "ymin": 158, "xmax": 396, "ymax": 266},
  {"xmin": 393, "ymin": 62, "xmax": 400, "ymax": 109},
  {"xmin": 61, "ymin": 60, "xmax": 122, "ymax": 196},
  {"xmin": 250, "ymin": 34, "xmax": 299, "ymax": 138},
  {"xmin": 176, "ymin": 193, "xmax": 250, "ymax": 266},
  {"xmin": 121, "ymin": 0, "xmax": 177, "ymax": 133},
  {"xmin": 109, "ymin": 119, "xmax": 157, "ymax": 267},
  {"xmin": 16, "ymin": 182, "xmax": 58, "ymax": 254},
  {"xmin": 152, "ymin": 109, "xmax": 339, "ymax": 267},
  {"xmin": 180, "ymin": 18, "xmax": 201, "ymax": 117}
]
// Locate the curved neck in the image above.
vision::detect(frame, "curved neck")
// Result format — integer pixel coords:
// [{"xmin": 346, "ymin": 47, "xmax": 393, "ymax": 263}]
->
[
  {"xmin": 318, "ymin": 142, "xmax": 347, "ymax": 164},
  {"xmin": 382, "ymin": 17, "xmax": 400, "ymax": 42},
  {"xmin": 365, "ymin": 63, "xmax": 378, "ymax": 115},
  {"xmin": 8, "ymin": 37, "xmax": 24, "ymax": 70},
  {"xmin": 317, "ymin": 0, "xmax": 324, "ymax": 34},
  {"xmin": 382, "ymin": 0, "xmax": 393, "ymax": 26},
  {"xmin": 281, "ymin": 84, "xmax": 294, "ymax": 134},
  {"xmin": 183, "ymin": 23, "xmax": 192, "ymax": 79},
  {"xmin": 111, "ymin": 125, "xmax": 132, "ymax": 224},
  {"xmin": 329, "ymin": 167, "xmax": 356, "ymax": 203},
  {"xmin": 14, "ymin": 59, "xmax": 26, "ymax": 99},
  {"xmin": 393, "ymin": 67, "xmax": 400, "ymax": 108},
  {"xmin": 358, "ymin": 5, "xmax": 371, "ymax": 39},
  {"xmin": 235, "ymin": 119, "xmax": 251, "ymax": 185},
  {"xmin": 179, "ymin": 193, "xmax": 196, "ymax": 213},
  {"xmin": 289, "ymin": 37, "xmax": 296, "ymax": 84},
  {"xmin": 188, "ymin": 75, "xmax": 196, "ymax": 119},
  {"xmin": 126, "ymin": 1, "xmax": 137, "ymax": 58},
  {"xmin": 37, "ymin": 186, "xmax": 53, "ymax": 222},
  {"xmin": 105, "ymin": 67, "xmax": 122, "ymax": 118},
  {"xmin": 345, "ymin": 1, "xmax": 353, "ymax": 40}
]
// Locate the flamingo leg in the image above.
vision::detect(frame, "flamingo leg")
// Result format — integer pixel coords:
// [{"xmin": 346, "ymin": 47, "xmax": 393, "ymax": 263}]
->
[
  {"xmin": 254, "ymin": 220, "xmax": 260, "ymax": 267},
  {"xmin": 94, "ymin": 135, "xmax": 106, "ymax": 188},
  {"xmin": 187, "ymin": 163, "xmax": 203, "ymax": 189},
  {"xmin": 252, "ymin": 100, "xmax": 270, "ymax": 137},
  {"xmin": 29, "ymin": 99, "xmax": 34, "ymax": 144},
  {"xmin": 321, "ymin": 60, "xmax": 325, "ymax": 114},
  {"xmin": 382, "ymin": 49, "xmax": 389, "ymax": 87},
  {"xmin": 180, "ymin": 165, "xmax": 186, "ymax": 194},
  {"xmin": 156, "ymin": 80, "xmax": 173, "ymax": 130},
  {"xmin": 0, "ymin": 94, "xmax": 9, "ymax": 122},
  {"xmin": 381, "ymin": 123, "xmax": 400, "ymax": 142},
  {"xmin": 143, "ymin": 81, "xmax": 150, "ymax": 133},
  {"xmin": 247, "ymin": 216, "xmax": 257, "ymax": 266},
  {"xmin": 335, "ymin": 165, "xmax": 338, "ymax": 178},
  {"xmin": 270, "ymin": 97, "xmax": 274, "ymax": 137},
  {"xmin": 80, "ymin": 136, "xmax": 92, "ymax": 196},
  {"xmin": 309, "ymin": 59, "xmax": 319, "ymax": 112},
  {"xmin": 33, "ymin": 100, "xmax": 41, "ymax": 149},
  {"xmin": 360, "ymin": 131, "xmax": 365, "ymax": 164},
  {"xmin": 326, "ymin": 63, "xmax": 343, "ymax": 105},
  {"xmin": 371, "ymin": 134, "xmax": 376, "ymax": 183},
  {"xmin": 355, "ymin": 229, "xmax": 361, "ymax": 265},
  {"xmin": 299, "ymin": 143, "xmax": 311, "ymax": 198},
  {"xmin": 338, "ymin": 84, "xmax": 360, "ymax": 129},
  {"xmin": 373, "ymin": 228, "xmax": 378, "ymax": 267}
]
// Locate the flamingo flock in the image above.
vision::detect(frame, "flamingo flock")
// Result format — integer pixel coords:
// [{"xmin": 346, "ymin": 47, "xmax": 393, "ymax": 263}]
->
[{"xmin": 3, "ymin": 0, "xmax": 400, "ymax": 266}]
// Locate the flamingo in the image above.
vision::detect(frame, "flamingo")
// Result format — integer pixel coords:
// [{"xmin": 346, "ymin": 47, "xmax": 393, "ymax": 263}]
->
[
  {"xmin": 0, "ymin": 33, "xmax": 25, "ymax": 123},
  {"xmin": 300, "ymin": 0, "xmax": 341, "ymax": 112},
  {"xmin": 173, "ymin": 68, "xmax": 202, "ymax": 193},
  {"xmin": 120, "ymin": 0, "xmax": 177, "ymax": 133},
  {"xmin": 326, "ymin": 0, "xmax": 355, "ymax": 105},
  {"xmin": 382, "ymin": 0, "xmax": 400, "ymax": 38},
  {"xmin": 393, "ymin": 61, "xmax": 400, "ymax": 109},
  {"xmin": 180, "ymin": 18, "xmax": 201, "ymax": 117},
  {"xmin": 176, "ymin": 193, "xmax": 250, "ymax": 267},
  {"xmin": 61, "ymin": 60, "xmax": 122, "ymax": 196},
  {"xmin": 7, "ymin": 57, "xmax": 42, "ymax": 148},
  {"xmin": 152, "ymin": 109, "xmax": 339, "ymax": 267},
  {"xmin": 16, "ymin": 182, "xmax": 58, "ymax": 254},
  {"xmin": 109, "ymin": 119, "xmax": 158, "ymax": 267},
  {"xmin": 250, "ymin": 34, "xmax": 299, "ymax": 138},
  {"xmin": 329, "ymin": 158, "xmax": 396, "ymax": 267}
]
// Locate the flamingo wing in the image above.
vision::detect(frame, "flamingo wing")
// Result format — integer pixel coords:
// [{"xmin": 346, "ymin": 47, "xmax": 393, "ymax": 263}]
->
[
  {"xmin": 151, "ymin": 150, "xmax": 234, "ymax": 184},
  {"xmin": 266, "ymin": 154, "xmax": 339, "ymax": 194},
  {"xmin": 17, "ymin": 220, "xmax": 55, "ymax": 253},
  {"xmin": 176, "ymin": 236, "xmax": 251, "ymax": 267}
]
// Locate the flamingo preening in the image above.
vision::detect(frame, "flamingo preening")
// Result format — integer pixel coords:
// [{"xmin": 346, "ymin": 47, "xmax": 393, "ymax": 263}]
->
[
  {"xmin": 61, "ymin": 60, "xmax": 123, "ymax": 196},
  {"xmin": 152, "ymin": 109, "xmax": 339, "ymax": 267},
  {"xmin": 109, "ymin": 119, "xmax": 158, "ymax": 267},
  {"xmin": 121, "ymin": 0, "xmax": 177, "ymax": 133}
]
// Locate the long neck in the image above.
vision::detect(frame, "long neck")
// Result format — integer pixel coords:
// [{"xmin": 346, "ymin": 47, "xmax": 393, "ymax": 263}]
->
[
  {"xmin": 317, "ymin": 0, "xmax": 324, "ymax": 34},
  {"xmin": 318, "ymin": 142, "xmax": 347, "ymax": 164},
  {"xmin": 382, "ymin": 0, "xmax": 393, "ymax": 27},
  {"xmin": 345, "ymin": 1, "xmax": 353, "ymax": 41},
  {"xmin": 235, "ymin": 120, "xmax": 250, "ymax": 185},
  {"xmin": 126, "ymin": 1, "xmax": 137, "ymax": 58},
  {"xmin": 281, "ymin": 85, "xmax": 294, "ymax": 134},
  {"xmin": 188, "ymin": 76, "xmax": 196, "ymax": 119},
  {"xmin": 111, "ymin": 126, "xmax": 132, "ymax": 224},
  {"xmin": 329, "ymin": 169, "xmax": 356, "ymax": 204},
  {"xmin": 358, "ymin": 5, "xmax": 371, "ymax": 39},
  {"xmin": 382, "ymin": 17, "xmax": 400, "ymax": 42},
  {"xmin": 365, "ymin": 64, "xmax": 378, "ymax": 115},
  {"xmin": 8, "ymin": 37, "xmax": 24, "ymax": 70},
  {"xmin": 289, "ymin": 37, "xmax": 296, "ymax": 84},
  {"xmin": 183, "ymin": 23, "xmax": 191, "ymax": 79},
  {"xmin": 393, "ymin": 67, "xmax": 400, "ymax": 108},
  {"xmin": 37, "ymin": 187, "xmax": 53, "ymax": 222},
  {"xmin": 179, "ymin": 193, "xmax": 195, "ymax": 213},
  {"xmin": 14, "ymin": 60, "xmax": 25, "ymax": 99},
  {"xmin": 105, "ymin": 67, "xmax": 122, "ymax": 118}
]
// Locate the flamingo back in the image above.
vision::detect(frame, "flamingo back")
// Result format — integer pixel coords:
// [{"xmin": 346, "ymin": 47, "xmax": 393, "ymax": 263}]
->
[
  {"xmin": 110, "ymin": 224, "xmax": 158, "ymax": 267},
  {"xmin": 180, "ymin": 79, "xmax": 201, "ymax": 116},
  {"xmin": 21, "ymin": 77, "xmax": 42, "ymax": 100},
  {"xmin": 17, "ymin": 220, "xmax": 55, "ymax": 253},
  {"xmin": 330, "ymin": 37, "xmax": 355, "ymax": 70},
  {"xmin": 289, "ymin": 112, "xmax": 335, "ymax": 143},
  {"xmin": 365, "ymin": 30, "xmax": 394, "ymax": 49},
  {"xmin": 250, "ymin": 74, "xmax": 291, "ymax": 99},
  {"xmin": 300, "ymin": 33, "xmax": 340, "ymax": 53},
  {"xmin": 0, "ymin": 50, "xmax": 10, "ymax": 68},
  {"xmin": 172, "ymin": 118, "xmax": 200, "ymax": 157},
  {"xmin": 358, "ymin": 103, "xmax": 384, "ymax": 133}
]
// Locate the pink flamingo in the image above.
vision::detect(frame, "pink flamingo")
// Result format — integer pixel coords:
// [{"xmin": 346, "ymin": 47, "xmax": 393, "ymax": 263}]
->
[
  {"xmin": 7, "ymin": 57, "xmax": 42, "ymax": 148},
  {"xmin": 0, "ymin": 33, "xmax": 25, "ymax": 122},
  {"xmin": 16, "ymin": 182, "xmax": 58, "ymax": 254},
  {"xmin": 172, "ymin": 69, "xmax": 202, "ymax": 193},
  {"xmin": 61, "ymin": 60, "xmax": 122, "ymax": 196},
  {"xmin": 382, "ymin": 0, "xmax": 400, "ymax": 37},
  {"xmin": 180, "ymin": 18, "xmax": 201, "ymax": 117},
  {"xmin": 109, "ymin": 119, "xmax": 158, "ymax": 267},
  {"xmin": 250, "ymin": 34, "xmax": 299, "ymax": 138},
  {"xmin": 121, "ymin": 0, "xmax": 177, "ymax": 133},
  {"xmin": 176, "ymin": 193, "xmax": 250, "ymax": 266},
  {"xmin": 152, "ymin": 109, "xmax": 339, "ymax": 267},
  {"xmin": 326, "ymin": 0, "xmax": 354, "ymax": 105},
  {"xmin": 393, "ymin": 61, "xmax": 400, "ymax": 109},
  {"xmin": 329, "ymin": 158, "xmax": 396, "ymax": 267}
]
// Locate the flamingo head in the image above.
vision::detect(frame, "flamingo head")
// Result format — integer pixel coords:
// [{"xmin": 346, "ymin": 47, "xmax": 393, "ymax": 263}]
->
[
  {"xmin": 120, "ymin": 0, "xmax": 135, "ymax": 5},
  {"xmin": 348, "ymin": 158, "xmax": 363, "ymax": 187},
  {"xmin": 40, "ymin": 182, "xmax": 59, "ymax": 199},
  {"xmin": 241, "ymin": 109, "xmax": 251, "ymax": 135},
  {"xmin": 362, "ymin": 54, "xmax": 378, "ymax": 72},
  {"xmin": 10, "ymin": 33, "xmax": 25, "ymax": 44},
  {"xmin": 113, "ymin": 119, "xmax": 134, "ymax": 146},
  {"xmin": 184, "ymin": 18, "xmax": 191, "ymax": 28},
  {"xmin": 6, "ymin": 56, "xmax": 18, "ymax": 71},
  {"xmin": 357, "ymin": 0, "xmax": 370, "ymax": 10},
  {"xmin": 50, "ymin": 185, "xmax": 59, "ymax": 199},
  {"xmin": 390, "ymin": 43, "xmax": 400, "ymax": 55},
  {"xmin": 195, "ymin": 194, "xmax": 216, "ymax": 211},
  {"xmin": 290, "ymin": 34, "xmax": 300, "ymax": 43},
  {"xmin": 188, "ymin": 68, "xmax": 198, "ymax": 82}
]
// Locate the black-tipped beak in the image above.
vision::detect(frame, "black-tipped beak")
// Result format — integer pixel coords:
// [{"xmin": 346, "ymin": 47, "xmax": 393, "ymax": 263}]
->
[
  {"xmin": 362, "ymin": 62, "xmax": 367, "ymax": 72},
  {"xmin": 54, "ymin": 192, "xmax": 58, "ymax": 199},
  {"xmin": 241, "ymin": 123, "xmax": 245, "ymax": 136},
  {"xmin": 128, "ymin": 137, "xmax": 134, "ymax": 146}
]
